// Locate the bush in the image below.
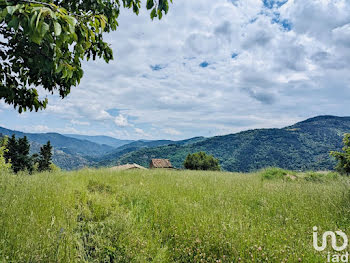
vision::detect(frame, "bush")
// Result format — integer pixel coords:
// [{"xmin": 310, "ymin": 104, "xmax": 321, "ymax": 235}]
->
[
  {"xmin": 184, "ymin": 152, "xmax": 220, "ymax": 171},
  {"xmin": 260, "ymin": 167, "xmax": 292, "ymax": 180},
  {"xmin": 49, "ymin": 163, "xmax": 61, "ymax": 173},
  {"xmin": 303, "ymin": 172, "xmax": 325, "ymax": 182},
  {"xmin": 0, "ymin": 136, "xmax": 11, "ymax": 173}
]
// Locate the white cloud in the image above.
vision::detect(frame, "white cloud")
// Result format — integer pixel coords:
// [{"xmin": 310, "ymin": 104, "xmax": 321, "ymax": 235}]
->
[
  {"xmin": 114, "ymin": 114, "xmax": 129, "ymax": 127},
  {"xmin": 2, "ymin": 0, "xmax": 350, "ymax": 140}
]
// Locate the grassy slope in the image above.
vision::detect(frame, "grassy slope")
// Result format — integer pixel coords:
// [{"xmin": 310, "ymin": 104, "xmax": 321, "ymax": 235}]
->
[{"xmin": 0, "ymin": 169, "xmax": 349, "ymax": 262}]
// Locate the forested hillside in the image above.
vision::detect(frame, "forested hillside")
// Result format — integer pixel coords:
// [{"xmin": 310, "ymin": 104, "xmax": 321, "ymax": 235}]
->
[
  {"xmin": 110, "ymin": 116, "xmax": 350, "ymax": 172},
  {"xmin": 96, "ymin": 137, "xmax": 206, "ymax": 167},
  {"xmin": 3, "ymin": 116, "xmax": 350, "ymax": 171},
  {"xmin": 0, "ymin": 127, "xmax": 114, "ymax": 170}
]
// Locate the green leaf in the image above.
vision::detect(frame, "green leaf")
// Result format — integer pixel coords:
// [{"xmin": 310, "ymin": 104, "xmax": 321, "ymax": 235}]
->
[
  {"xmin": 8, "ymin": 17, "xmax": 19, "ymax": 30},
  {"xmin": 157, "ymin": 9, "xmax": 163, "ymax": 20},
  {"xmin": 146, "ymin": 0, "xmax": 154, "ymax": 10},
  {"xmin": 164, "ymin": 1, "xmax": 169, "ymax": 14},
  {"xmin": 99, "ymin": 15, "xmax": 107, "ymax": 31},
  {"xmin": 53, "ymin": 22, "xmax": 61, "ymax": 36},
  {"xmin": 150, "ymin": 8, "xmax": 157, "ymax": 20},
  {"xmin": 40, "ymin": 22, "xmax": 50, "ymax": 37},
  {"xmin": 30, "ymin": 33, "xmax": 42, "ymax": 45},
  {"xmin": 36, "ymin": 9, "xmax": 43, "ymax": 29},
  {"xmin": 6, "ymin": 5, "xmax": 18, "ymax": 16}
]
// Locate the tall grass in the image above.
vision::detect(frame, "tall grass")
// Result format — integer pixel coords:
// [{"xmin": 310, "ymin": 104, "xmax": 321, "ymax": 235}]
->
[{"xmin": 0, "ymin": 169, "xmax": 349, "ymax": 262}]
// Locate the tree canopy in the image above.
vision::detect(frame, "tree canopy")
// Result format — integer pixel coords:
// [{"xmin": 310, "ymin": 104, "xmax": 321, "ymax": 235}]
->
[
  {"xmin": 4, "ymin": 134, "xmax": 33, "ymax": 173},
  {"xmin": 0, "ymin": 0, "xmax": 172, "ymax": 112},
  {"xmin": 184, "ymin": 152, "xmax": 221, "ymax": 171},
  {"xmin": 38, "ymin": 140, "xmax": 52, "ymax": 171}
]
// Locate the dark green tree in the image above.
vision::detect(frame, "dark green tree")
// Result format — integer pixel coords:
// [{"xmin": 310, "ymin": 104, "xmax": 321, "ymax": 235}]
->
[
  {"xmin": 38, "ymin": 140, "xmax": 53, "ymax": 172},
  {"xmin": 4, "ymin": 135, "xmax": 33, "ymax": 173},
  {"xmin": 184, "ymin": 152, "xmax": 220, "ymax": 171},
  {"xmin": 330, "ymin": 134, "xmax": 350, "ymax": 175},
  {"xmin": 0, "ymin": 0, "xmax": 172, "ymax": 112},
  {"xmin": 16, "ymin": 136, "xmax": 33, "ymax": 173}
]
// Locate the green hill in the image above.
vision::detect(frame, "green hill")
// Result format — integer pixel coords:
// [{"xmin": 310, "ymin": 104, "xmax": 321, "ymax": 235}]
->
[
  {"xmin": 109, "ymin": 116, "xmax": 350, "ymax": 172},
  {"xmin": 0, "ymin": 127, "xmax": 115, "ymax": 157},
  {"xmin": 0, "ymin": 127, "xmax": 115, "ymax": 170},
  {"xmin": 96, "ymin": 137, "xmax": 206, "ymax": 167}
]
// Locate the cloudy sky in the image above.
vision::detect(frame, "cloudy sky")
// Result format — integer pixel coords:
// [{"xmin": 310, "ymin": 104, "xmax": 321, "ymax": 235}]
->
[{"xmin": 1, "ymin": 0, "xmax": 350, "ymax": 140}]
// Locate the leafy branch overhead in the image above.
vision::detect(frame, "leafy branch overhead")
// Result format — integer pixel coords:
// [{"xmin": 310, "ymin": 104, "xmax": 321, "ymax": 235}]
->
[{"xmin": 0, "ymin": 0, "xmax": 172, "ymax": 113}]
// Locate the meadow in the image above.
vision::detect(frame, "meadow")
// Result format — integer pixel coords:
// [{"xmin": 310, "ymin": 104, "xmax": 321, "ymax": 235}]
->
[{"xmin": 0, "ymin": 168, "xmax": 349, "ymax": 262}]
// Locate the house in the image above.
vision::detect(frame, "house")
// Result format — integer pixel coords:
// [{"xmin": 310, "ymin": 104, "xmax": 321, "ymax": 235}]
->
[
  {"xmin": 149, "ymin": 159, "xmax": 173, "ymax": 169},
  {"xmin": 110, "ymin": 163, "xmax": 147, "ymax": 171}
]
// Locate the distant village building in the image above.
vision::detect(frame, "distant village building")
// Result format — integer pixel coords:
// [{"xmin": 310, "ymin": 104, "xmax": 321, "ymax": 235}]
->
[
  {"xmin": 149, "ymin": 159, "xmax": 173, "ymax": 169},
  {"xmin": 110, "ymin": 163, "xmax": 147, "ymax": 171}
]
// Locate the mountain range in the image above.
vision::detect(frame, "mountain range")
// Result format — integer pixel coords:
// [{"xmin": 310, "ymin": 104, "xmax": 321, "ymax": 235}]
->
[
  {"xmin": 1, "ymin": 115, "xmax": 349, "ymax": 172},
  {"xmin": 98, "ymin": 115, "xmax": 350, "ymax": 172}
]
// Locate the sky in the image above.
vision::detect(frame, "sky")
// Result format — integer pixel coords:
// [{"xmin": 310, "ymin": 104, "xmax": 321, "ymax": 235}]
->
[{"xmin": 1, "ymin": 0, "xmax": 350, "ymax": 140}]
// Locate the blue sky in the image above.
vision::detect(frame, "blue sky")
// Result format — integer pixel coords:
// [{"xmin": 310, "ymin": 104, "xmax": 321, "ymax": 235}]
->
[{"xmin": 1, "ymin": 0, "xmax": 350, "ymax": 140}]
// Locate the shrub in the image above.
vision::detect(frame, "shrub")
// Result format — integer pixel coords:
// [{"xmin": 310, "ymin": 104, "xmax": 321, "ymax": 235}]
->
[
  {"xmin": 184, "ymin": 152, "xmax": 220, "ymax": 171},
  {"xmin": 0, "ymin": 136, "xmax": 11, "ymax": 173},
  {"xmin": 303, "ymin": 172, "xmax": 325, "ymax": 182},
  {"xmin": 49, "ymin": 163, "xmax": 61, "ymax": 173},
  {"xmin": 260, "ymin": 167, "xmax": 292, "ymax": 180}
]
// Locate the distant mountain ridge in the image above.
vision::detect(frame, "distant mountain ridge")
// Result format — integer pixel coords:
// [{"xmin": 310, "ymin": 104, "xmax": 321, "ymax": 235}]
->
[
  {"xmin": 105, "ymin": 116, "xmax": 350, "ymax": 172},
  {"xmin": 95, "ymin": 137, "xmax": 206, "ymax": 167},
  {"xmin": 64, "ymin": 134, "xmax": 134, "ymax": 148},
  {"xmin": 0, "ymin": 127, "xmax": 115, "ymax": 170},
  {"xmin": 2, "ymin": 116, "xmax": 350, "ymax": 172}
]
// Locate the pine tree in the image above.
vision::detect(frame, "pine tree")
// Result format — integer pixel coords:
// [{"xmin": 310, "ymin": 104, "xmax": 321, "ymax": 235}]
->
[
  {"xmin": 38, "ymin": 141, "xmax": 53, "ymax": 172},
  {"xmin": 17, "ymin": 136, "xmax": 33, "ymax": 173},
  {"xmin": 5, "ymin": 135, "xmax": 33, "ymax": 173}
]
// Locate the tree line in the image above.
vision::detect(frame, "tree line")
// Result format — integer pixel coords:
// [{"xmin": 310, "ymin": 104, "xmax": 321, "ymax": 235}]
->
[{"xmin": 0, "ymin": 134, "xmax": 53, "ymax": 174}]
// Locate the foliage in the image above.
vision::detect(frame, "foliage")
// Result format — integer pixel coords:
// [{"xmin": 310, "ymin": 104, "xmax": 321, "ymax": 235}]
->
[
  {"xmin": 330, "ymin": 133, "xmax": 350, "ymax": 175},
  {"xmin": 0, "ymin": 0, "xmax": 172, "ymax": 112},
  {"xmin": 303, "ymin": 172, "xmax": 326, "ymax": 182},
  {"xmin": 49, "ymin": 162, "xmax": 60, "ymax": 172},
  {"xmin": 260, "ymin": 167, "xmax": 291, "ymax": 180},
  {"xmin": 0, "ymin": 168, "xmax": 347, "ymax": 262},
  {"xmin": 0, "ymin": 135, "xmax": 11, "ymax": 172},
  {"xmin": 4, "ymin": 135, "xmax": 33, "ymax": 173},
  {"xmin": 184, "ymin": 151, "xmax": 220, "ymax": 171},
  {"xmin": 38, "ymin": 140, "xmax": 53, "ymax": 172}
]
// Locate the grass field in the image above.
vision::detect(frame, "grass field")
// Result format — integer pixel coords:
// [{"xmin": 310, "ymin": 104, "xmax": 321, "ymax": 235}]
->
[{"xmin": 0, "ymin": 168, "xmax": 349, "ymax": 262}]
